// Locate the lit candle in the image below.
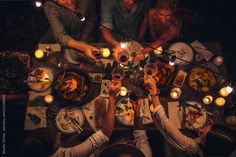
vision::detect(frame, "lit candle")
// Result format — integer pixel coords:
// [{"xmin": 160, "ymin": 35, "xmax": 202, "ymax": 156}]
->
[
  {"xmin": 153, "ymin": 46, "xmax": 163, "ymax": 55},
  {"xmin": 203, "ymin": 95, "xmax": 213, "ymax": 105},
  {"xmin": 102, "ymin": 48, "xmax": 110, "ymax": 58},
  {"xmin": 215, "ymin": 97, "xmax": 225, "ymax": 106},
  {"xmin": 170, "ymin": 87, "xmax": 181, "ymax": 99},
  {"xmin": 120, "ymin": 87, "xmax": 128, "ymax": 97},
  {"xmin": 214, "ymin": 56, "xmax": 223, "ymax": 66},
  {"xmin": 35, "ymin": 49, "xmax": 44, "ymax": 59},
  {"xmin": 120, "ymin": 42, "xmax": 127, "ymax": 49},
  {"xmin": 44, "ymin": 94, "xmax": 54, "ymax": 104},
  {"xmin": 219, "ymin": 87, "xmax": 230, "ymax": 97}
]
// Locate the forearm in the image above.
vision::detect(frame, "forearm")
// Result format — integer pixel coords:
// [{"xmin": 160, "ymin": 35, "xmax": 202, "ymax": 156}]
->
[
  {"xmin": 67, "ymin": 39, "xmax": 87, "ymax": 52},
  {"xmin": 101, "ymin": 96, "xmax": 116, "ymax": 137},
  {"xmin": 101, "ymin": 27, "xmax": 119, "ymax": 47},
  {"xmin": 134, "ymin": 112, "xmax": 144, "ymax": 130}
]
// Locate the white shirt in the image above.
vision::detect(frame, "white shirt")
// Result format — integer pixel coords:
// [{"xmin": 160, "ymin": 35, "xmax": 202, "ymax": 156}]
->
[
  {"xmin": 50, "ymin": 130, "xmax": 109, "ymax": 157},
  {"xmin": 152, "ymin": 105, "xmax": 204, "ymax": 157}
]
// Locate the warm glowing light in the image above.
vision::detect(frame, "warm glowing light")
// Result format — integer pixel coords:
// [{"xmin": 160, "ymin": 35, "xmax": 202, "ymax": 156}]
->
[
  {"xmin": 214, "ymin": 56, "xmax": 223, "ymax": 66},
  {"xmin": 44, "ymin": 94, "xmax": 54, "ymax": 104},
  {"xmin": 80, "ymin": 17, "xmax": 86, "ymax": 21},
  {"xmin": 226, "ymin": 86, "xmax": 233, "ymax": 94},
  {"xmin": 35, "ymin": 49, "xmax": 44, "ymax": 59},
  {"xmin": 215, "ymin": 97, "xmax": 225, "ymax": 106},
  {"xmin": 102, "ymin": 48, "xmax": 110, "ymax": 58},
  {"xmin": 203, "ymin": 95, "xmax": 213, "ymax": 105},
  {"xmin": 120, "ymin": 43, "xmax": 126, "ymax": 49},
  {"xmin": 169, "ymin": 61, "xmax": 175, "ymax": 66},
  {"xmin": 35, "ymin": 1, "xmax": 42, "ymax": 7},
  {"xmin": 154, "ymin": 46, "xmax": 163, "ymax": 55},
  {"xmin": 219, "ymin": 87, "xmax": 231, "ymax": 97},
  {"xmin": 170, "ymin": 87, "xmax": 181, "ymax": 99},
  {"xmin": 120, "ymin": 87, "xmax": 128, "ymax": 97}
]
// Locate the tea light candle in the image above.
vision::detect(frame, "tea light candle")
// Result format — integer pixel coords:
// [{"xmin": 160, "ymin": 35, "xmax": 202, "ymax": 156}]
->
[
  {"xmin": 215, "ymin": 97, "xmax": 225, "ymax": 106},
  {"xmin": 44, "ymin": 94, "xmax": 54, "ymax": 104},
  {"xmin": 219, "ymin": 87, "xmax": 230, "ymax": 97},
  {"xmin": 120, "ymin": 87, "xmax": 128, "ymax": 97},
  {"xmin": 35, "ymin": 49, "xmax": 44, "ymax": 59},
  {"xmin": 214, "ymin": 56, "xmax": 223, "ymax": 66},
  {"xmin": 203, "ymin": 95, "xmax": 213, "ymax": 105},
  {"xmin": 102, "ymin": 48, "xmax": 110, "ymax": 58},
  {"xmin": 153, "ymin": 46, "xmax": 163, "ymax": 55},
  {"xmin": 170, "ymin": 87, "xmax": 181, "ymax": 99}
]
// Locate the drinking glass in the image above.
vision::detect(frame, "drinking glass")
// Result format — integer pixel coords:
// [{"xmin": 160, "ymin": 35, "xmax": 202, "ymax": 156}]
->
[
  {"xmin": 144, "ymin": 63, "xmax": 158, "ymax": 76},
  {"xmin": 118, "ymin": 50, "xmax": 130, "ymax": 64},
  {"xmin": 112, "ymin": 67, "xmax": 125, "ymax": 81}
]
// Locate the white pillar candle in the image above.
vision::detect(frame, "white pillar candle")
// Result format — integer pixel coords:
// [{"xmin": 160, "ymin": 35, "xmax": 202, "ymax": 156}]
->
[
  {"xmin": 35, "ymin": 49, "xmax": 44, "ymax": 59},
  {"xmin": 44, "ymin": 94, "xmax": 54, "ymax": 104},
  {"xmin": 170, "ymin": 87, "xmax": 181, "ymax": 99},
  {"xmin": 214, "ymin": 56, "xmax": 223, "ymax": 66},
  {"xmin": 120, "ymin": 87, "xmax": 128, "ymax": 97},
  {"xmin": 219, "ymin": 87, "xmax": 230, "ymax": 97},
  {"xmin": 102, "ymin": 48, "xmax": 110, "ymax": 58},
  {"xmin": 203, "ymin": 95, "xmax": 213, "ymax": 105},
  {"xmin": 215, "ymin": 97, "xmax": 225, "ymax": 106}
]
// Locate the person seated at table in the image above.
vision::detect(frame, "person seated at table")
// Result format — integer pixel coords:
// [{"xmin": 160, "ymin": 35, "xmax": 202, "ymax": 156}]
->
[
  {"xmin": 135, "ymin": 0, "xmax": 182, "ymax": 60},
  {"xmin": 41, "ymin": 0, "xmax": 100, "ymax": 62},
  {"xmin": 100, "ymin": 0, "xmax": 153, "ymax": 59},
  {"xmin": 144, "ymin": 75, "xmax": 236, "ymax": 157},
  {"xmin": 22, "ymin": 82, "xmax": 120, "ymax": 157},
  {"xmin": 99, "ymin": 99, "xmax": 152, "ymax": 157}
]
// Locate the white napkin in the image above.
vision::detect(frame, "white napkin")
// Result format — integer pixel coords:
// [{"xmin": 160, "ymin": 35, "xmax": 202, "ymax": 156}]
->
[
  {"xmin": 168, "ymin": 101, "xmax": 181, "ymax": 129},
  {"xmin": 38, "ymin": 43, "xmax": 61, "ymax": 52},
  {"xmin": 24, "ymin": 106, "xmax": 47, "ymax": 130},
  {"xmin": 191, "ymin": 40, "xmax": 214, "ymax": 61},
  {"xmin": 141, "ymin": 98, "xmax": 153, "ymax": 124},
  {"xmin": 82, "ymin": 96, "xmax": 109, "ymax": 132}
]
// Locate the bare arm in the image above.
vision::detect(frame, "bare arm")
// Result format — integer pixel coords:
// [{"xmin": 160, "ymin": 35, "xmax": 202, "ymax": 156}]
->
[
  {"xmin": 101, "ymin": 27, "xmax": 120, "ymax": 47},
  {"xmin": 148, "ymin": 8, "xmax": 158, "ymax": 41},
  {"xmin": 137, "ymin": 15, "xmax": 148, "ymax": 42}
]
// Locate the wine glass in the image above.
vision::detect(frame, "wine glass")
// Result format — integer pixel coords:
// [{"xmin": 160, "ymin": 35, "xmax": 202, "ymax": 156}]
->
[
  {"xmin": 144, "ymin": 63, "xmax": 158, "ymax": 76},
  {"xmin": 118, "ymin": 50, "xmax": 130, "ymax": 64},
  {"xmin": 112, "ymin": 67, "xmax": 125, "ymax": 81}
]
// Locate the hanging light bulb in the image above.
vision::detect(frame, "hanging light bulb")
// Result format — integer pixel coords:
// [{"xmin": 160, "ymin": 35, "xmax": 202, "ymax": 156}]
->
[
  {"xmin": 169, "ymin": 55, "xmax": 176, "ymax": 66},
  {"xmin": 226, "ymin": 85, "xmax": 233, "ymax": 94},
  {"xmin": 35, "ymin": 0, "xmax": 43, "ymax": 8},
  {"xmin": 76, "ymin": 10, "xmax": 86, "ymax": 21}
]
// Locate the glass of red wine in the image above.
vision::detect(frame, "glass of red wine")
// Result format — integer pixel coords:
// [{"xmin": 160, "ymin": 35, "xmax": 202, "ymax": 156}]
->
[
  {"xmin": 112, "ymin": 67, "xmax": 125, "ymax": 81},
  {"xmin": 144, "ymin": 63, "xmax": 158, "ymax": 77},
  {"xmin": 118, "ymin": 50, "xmax": 130, "ymax": 64}
]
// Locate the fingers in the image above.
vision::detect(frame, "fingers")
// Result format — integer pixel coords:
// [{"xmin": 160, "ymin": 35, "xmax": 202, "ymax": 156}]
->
[{"xmin": 86, "ymin": 50, "xmax": 100, "ymax": 62}]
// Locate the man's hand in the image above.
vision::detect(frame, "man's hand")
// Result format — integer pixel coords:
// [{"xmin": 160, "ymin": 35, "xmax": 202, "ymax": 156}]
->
[
  {"xmin": 79, "ymin": 43, "xmax": 100, "ymax": 62},
  {"xmin": 114, "ymin": 44, "xmax": 124, "ymax": 61},
  {"xmin": 109, "ymin": 80, "xmax": 121, "ymax": 98}
]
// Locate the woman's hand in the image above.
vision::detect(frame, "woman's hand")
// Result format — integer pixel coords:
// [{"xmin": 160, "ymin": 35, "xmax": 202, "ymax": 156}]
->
[
  {"xmin": 109, "ymin": 80, "xmax": 121, "ymax": 98},
  {"xmin": 144, "ymin": 75, "xmax": 158, "ymax": 94}
]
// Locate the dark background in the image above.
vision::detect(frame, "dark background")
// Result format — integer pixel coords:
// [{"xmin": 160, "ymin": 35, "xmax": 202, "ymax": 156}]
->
[{"xmin": 0, "ymin": 0, "xmax": 236, "ymax": 157}]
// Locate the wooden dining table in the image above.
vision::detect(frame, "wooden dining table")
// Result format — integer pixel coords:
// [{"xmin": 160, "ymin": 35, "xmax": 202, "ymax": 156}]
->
[{"xmin": 25, "ymin": 42, "xmax": 234, "ymax": 144}]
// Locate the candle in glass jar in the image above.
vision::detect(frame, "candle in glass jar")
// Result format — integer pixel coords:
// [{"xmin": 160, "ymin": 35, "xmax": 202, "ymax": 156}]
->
[
  {"xmin": 35, "ymin": 49, "xmax": 44, "ymax": 59},
  {"xmin": 203, "ymin": 95, "xmax": 213, "ymax": 105},
  {"xmin": 214, "ymin": 56, "xmax": 223, "ymax": 66},
  {"xmin": 170, "ymin": 87, "xmax": 181, "ymax": 99},
  {"xmin": 44, "ymin": 94, "xmax": 54, "ymax": 104},
  {"xmin": 102, "ymin": 48, "xmax": 110, "ymax": 58},
  {"xmin": 154, "ymin": 46, "xmax": 163, "ymax": 55},
  {"xmin": 219, "ymin": 87, "xmax": 230, "ymax": 97},
  {"xmin": 120, "ymin": 87, "xmax": 128, "ymax": 97},
  {"xmin": 215, "ymin": 97, "xmax": 225, "ymax": 106}
]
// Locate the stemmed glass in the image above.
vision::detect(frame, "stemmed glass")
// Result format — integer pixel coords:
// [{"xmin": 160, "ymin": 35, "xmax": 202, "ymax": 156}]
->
[
  {"xmin": 112, "ymin": 67, "xmax": 125, "ymax": 81},
  {"xmin": 117, "ymin": 50, "xmax": 130, "ymax": 64},
  {"xmin": 144, "ymin": 63, "xmax": 158, "ymax": 77}
]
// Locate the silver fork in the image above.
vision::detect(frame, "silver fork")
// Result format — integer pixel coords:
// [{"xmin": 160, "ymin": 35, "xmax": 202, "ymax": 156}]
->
[{"xmin": 64, "ymin": 114, "xmax": 82, "ymax": 134}]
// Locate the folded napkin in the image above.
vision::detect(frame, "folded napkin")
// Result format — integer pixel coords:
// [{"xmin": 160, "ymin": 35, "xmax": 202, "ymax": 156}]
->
[
  {"xmin": 24, "ymin": 106, "xmax": 47, "ymax": 130},
  {"xmin": 168, "ymin": 101, "xmax": 181, "ymax": 129},
  {"xmin": 141, "ymin": 98, "xmax": 153, "ymax": 125},
  {"xmin": 38, "ymin": 43, "xmax": 61, "ymax": 52},
  {"xmin": 191, "ymin": 40, "xmax": 214, "ymax": 61},
  {"xmin": 82, "ymin": 96, "xmax": 109, "ymax": 132}
]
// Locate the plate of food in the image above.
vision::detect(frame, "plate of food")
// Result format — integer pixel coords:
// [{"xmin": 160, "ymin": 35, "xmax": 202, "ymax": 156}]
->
[
  {"xmin": 168, "ymin": 42, "xmax": 194, "ymax": 65},
  {"xmin": 179, "ymin": 101, "xmax": 207, "ymax": 130},
  {"xmin": 153, "ymin": 60, "xmax": 175, "ymax": 88},
  {"xmin": 53, "ymin": 69, "xmax": 92, "ymax": 106},
  {"xmin": 27, "ymin": 67, "xmax": 54, "ymax": 92},
  {"xmin": 188, "ymin": 67, "xmax": 216, "ymax": 92},
  {"xmin": 55, "ymin": 107, "xmax": 85, "ymax": 134},
  {"xmin": 116, "ymin": 97, "xmax": 135, "ymax": 126}
]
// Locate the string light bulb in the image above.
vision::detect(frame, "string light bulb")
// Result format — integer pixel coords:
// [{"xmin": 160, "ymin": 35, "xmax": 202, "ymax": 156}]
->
[
  {"xmin": 76, "ymin": 10, "xmax": 86, "ymax": 21},
  {"xmin": 35, "ymin": 0, "xmax": 43, "ymax": 8},
  {"xmin": 169, "ymin": 55, "xmax": 176, "ymax": 66}
]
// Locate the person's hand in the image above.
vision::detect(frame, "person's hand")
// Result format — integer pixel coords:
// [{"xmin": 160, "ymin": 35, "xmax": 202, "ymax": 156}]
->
[
  {"xmin": 133, "ymin": 99, "xmax": 143, "ymax": 113},
  {"xmin": 109, "ymin": 80, "xmax": 121, "ymax": 98},
  {"xmin": 144, "ymin": 75, "xmax": 158, "ymax": 94},
  {"xmin": 198, "ymin": 119, "xmax": 214, "ymax": 144},
  {"xmin": 81, "ymin": 43, "xmax": 100, "ymax": 62},
  {"xmin": 134, "ymin": 51, "xmax": 145, "ymax": 61},
  {"xmin": 114, "ymin": 44, "xmax": 124, "ymax": 61}
]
